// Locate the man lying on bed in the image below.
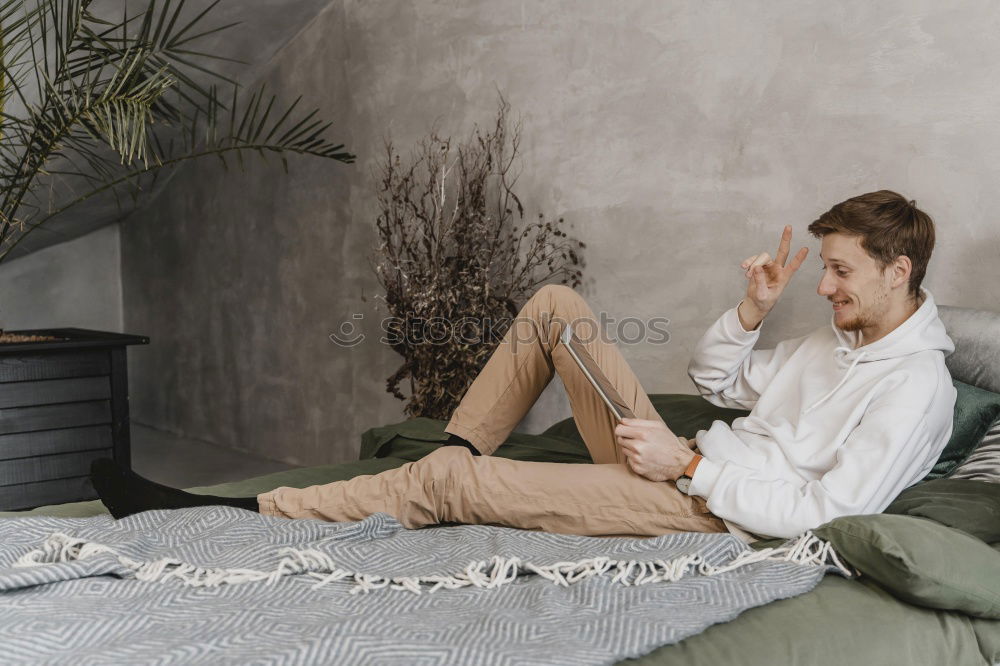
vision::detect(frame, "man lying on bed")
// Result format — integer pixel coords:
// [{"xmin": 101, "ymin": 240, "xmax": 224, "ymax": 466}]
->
[{"xmin": 90, "ymin": 189, "xmax": 957, "ymax": 541}]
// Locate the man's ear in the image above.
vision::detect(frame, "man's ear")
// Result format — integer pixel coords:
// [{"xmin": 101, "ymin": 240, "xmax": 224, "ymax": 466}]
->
[{"xmin": 889, "ymin": 255, "xmax": 912, "ymax": 289}]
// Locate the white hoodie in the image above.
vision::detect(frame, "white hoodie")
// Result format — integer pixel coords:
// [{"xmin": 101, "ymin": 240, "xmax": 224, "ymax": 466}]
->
[{"xmin": 686, "ymin": 289, "xmax": 956, "ymax": 539}]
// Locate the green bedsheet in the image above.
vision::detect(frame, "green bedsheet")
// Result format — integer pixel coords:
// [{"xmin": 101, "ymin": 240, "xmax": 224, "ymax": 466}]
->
[{"xmin": 3, "ymin": 402, "xmax": 999, "ymax": 665}]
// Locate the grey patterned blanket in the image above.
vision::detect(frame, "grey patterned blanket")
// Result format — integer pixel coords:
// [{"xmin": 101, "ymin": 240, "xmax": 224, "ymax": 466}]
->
[{"xmin": 0, "ymin": 507, "xmax": 850, "ymax": 665}]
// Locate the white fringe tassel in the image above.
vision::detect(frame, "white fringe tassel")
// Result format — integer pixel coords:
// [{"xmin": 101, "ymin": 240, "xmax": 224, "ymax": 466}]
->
[{"xmin": 12, "ymin": 530, "xmax": 854, "ymax": 595}]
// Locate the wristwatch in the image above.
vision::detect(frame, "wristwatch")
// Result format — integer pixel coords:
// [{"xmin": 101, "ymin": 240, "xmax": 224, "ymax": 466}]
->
[{"xmin": 675, "ymin": 454, "xmax": 703, "ymax": 495}]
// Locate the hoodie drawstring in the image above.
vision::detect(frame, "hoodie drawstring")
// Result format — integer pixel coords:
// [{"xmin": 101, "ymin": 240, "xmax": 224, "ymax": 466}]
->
[{"xmin": 803, "ymin": 350, "xmax": 868, "ymax": 414}]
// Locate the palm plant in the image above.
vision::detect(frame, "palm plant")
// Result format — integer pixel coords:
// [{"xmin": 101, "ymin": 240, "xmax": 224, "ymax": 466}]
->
[{"xmin": 0, "ymin": 0, "xmax": 354, "ymax": 264}]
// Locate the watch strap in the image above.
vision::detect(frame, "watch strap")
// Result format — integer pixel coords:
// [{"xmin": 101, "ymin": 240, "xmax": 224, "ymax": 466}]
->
[{"xmin": 683, "ymin": 453, "xmax": 703, "ymax": 480}]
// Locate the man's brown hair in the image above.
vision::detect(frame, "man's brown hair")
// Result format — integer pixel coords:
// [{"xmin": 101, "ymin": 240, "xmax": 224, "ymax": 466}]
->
[{"xmin": 807, "ymin": 189, "xmax": 935, "ymax": 299}]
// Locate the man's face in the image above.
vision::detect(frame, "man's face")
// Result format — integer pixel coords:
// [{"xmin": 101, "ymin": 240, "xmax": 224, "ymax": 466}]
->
[{"xmin": 816, "ymin": 233, "xmax": 893, "ymax": 333}]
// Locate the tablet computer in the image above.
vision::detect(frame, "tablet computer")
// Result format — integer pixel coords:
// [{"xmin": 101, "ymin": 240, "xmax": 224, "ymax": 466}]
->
[{"xmin": 559, "ymin": 322, "xmax": 636, "ymax": 422}]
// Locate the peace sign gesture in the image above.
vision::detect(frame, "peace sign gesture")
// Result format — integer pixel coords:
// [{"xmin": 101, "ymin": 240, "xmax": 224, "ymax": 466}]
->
[{"xmin": 737, "ymin": 225, "xmax": 809, "ymax": 331}]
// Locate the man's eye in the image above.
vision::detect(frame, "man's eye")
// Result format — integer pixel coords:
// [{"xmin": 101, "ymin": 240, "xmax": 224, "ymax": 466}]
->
[{"xmin": 836, "ymin": 270, "xmax": 849, "ymax": 277}]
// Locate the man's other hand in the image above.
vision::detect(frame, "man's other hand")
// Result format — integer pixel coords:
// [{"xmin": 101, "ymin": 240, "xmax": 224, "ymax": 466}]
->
[
  {"xmin": 614, "ymin": 418, "xmax": 695, "ymax": 482},
  {"xmin": 738, "ymin": 225, "xmax": 809, "ymax": 330}
]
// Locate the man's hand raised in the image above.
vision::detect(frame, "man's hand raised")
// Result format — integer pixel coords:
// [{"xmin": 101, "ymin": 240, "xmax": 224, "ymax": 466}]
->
[{"xmin": 737, "ymin": 225, "xmax": 809, "ymax": 331}]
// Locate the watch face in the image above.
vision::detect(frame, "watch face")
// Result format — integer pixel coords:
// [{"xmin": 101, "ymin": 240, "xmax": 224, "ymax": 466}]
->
[{"xmin": 676, "ymin": 477, "xmax": 691, "ymax": 494}]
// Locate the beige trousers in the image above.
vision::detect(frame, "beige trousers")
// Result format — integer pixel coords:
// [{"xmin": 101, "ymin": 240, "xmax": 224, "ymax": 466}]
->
[{"xmin": 257, "ymin": 284, "xmax": 727, "ymax": 538}]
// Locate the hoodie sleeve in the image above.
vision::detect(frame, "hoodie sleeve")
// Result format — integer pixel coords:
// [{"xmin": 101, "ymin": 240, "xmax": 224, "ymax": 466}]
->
[
  {"xmin": 687, "ymin": 301, "xmax": 811, "ymax": 411},
  {"xmin": 688, "ymin": 389, "xmax": 950, "ymax": 539}
]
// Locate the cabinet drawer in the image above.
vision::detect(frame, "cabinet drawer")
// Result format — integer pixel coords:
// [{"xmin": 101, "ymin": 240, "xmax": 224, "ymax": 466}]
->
[
  {"xmin": 0, "ymin": 476, "xmax": 96, "ymax": 511},
  {"xmin": 0, "ymin": 350, "xmax": 110, "ymax": 382},
  {"xmin": 0, "ymin": 400, "xmax": 111, "ymax": 436},
  {"xmin": 0, "ymin": 448, "xmax": 113, "ymax": 487},
  {"xmin": 0, "ymin": 376, "xmax": 111, "ymax": 409},
  {"xmin": 0, "ymin": 426, "xmax": 113, "ymax": 461}
]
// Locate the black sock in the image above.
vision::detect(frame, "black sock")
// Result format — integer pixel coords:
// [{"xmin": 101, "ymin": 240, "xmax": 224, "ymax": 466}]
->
[
  {"xmin": 90, "ymin": 458, "xmax": 260, "ymax": 520},
  {"xmin": 443, "ymin": 432, "xmax": 481, "ymax": 456}
]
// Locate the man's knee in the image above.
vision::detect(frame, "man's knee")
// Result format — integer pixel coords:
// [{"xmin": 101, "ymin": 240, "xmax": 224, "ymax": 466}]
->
[
  {"xmin": 532, "ymin": 283, "xmax": 602, "ymax": 341},
  {"xmin": 418, "ymin": 446, "xmax": 475, "ymax": 482},
  {"xmin": 532, "ymin": 284, "xmax": 589, "ymax": 324}
]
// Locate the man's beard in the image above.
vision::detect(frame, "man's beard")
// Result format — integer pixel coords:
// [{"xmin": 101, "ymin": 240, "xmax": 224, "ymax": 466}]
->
[
  {"xmin": 834, "ymin": 282, "xmax": 890, "ymax": 333},
  {"xmin": 837, "ymin": 310, "xmax": 877, "ymax": 332}
]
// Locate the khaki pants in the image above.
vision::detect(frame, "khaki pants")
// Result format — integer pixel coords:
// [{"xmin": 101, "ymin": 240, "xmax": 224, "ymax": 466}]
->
[{"xmin": 257, "ymin": 284, "xmax": 727, "ymax": 538}]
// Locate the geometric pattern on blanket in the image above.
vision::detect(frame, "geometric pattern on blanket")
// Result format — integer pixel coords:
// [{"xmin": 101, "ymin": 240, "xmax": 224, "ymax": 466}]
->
[{"xmin": 0, "ymin": 507, "xmax": 848, "ymax": 665}]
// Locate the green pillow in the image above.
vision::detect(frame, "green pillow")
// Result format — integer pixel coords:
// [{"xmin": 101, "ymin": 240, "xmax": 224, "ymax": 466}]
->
[
  {"xmin": 885, "ymin": 478, "xmax": 1000, "ymax": 544},
  {"xmin": 922, "ymin": 380, "xmax": 1000, "ymax": 481},
  {"xmin": 815, "ymin": 513, "xmax": 1000, "ymax": 619}
]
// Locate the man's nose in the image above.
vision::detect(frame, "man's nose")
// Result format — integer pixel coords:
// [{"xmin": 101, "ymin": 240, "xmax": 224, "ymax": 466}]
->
[{"xmin": 817, "ymin": 273, "xmax": 836, "ymax": 296}]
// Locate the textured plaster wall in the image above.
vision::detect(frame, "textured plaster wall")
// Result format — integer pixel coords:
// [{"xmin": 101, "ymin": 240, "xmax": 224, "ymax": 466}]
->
[
  {"xmin": 0, "ymin": 224, "xmax": 123, "ymax": 332},
  {"xmin": 122, "ymin": 0, "xmax": 1000, "ymax": 466}
]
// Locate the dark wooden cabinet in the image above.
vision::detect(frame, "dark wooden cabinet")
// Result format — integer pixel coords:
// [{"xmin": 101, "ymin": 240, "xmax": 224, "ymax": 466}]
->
[{"xmin": 0, "ymin": 329, "xmax": 148, "ymax": 510}]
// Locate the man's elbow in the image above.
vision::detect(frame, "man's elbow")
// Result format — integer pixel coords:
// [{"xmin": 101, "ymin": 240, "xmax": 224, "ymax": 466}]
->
[
  {"xmin": 792, "ymin": 496, "xmax": 873, "ymax": 536},
  {"xmin": 686, "ymin": 361, "xmax": 714, "ymax": 394}
]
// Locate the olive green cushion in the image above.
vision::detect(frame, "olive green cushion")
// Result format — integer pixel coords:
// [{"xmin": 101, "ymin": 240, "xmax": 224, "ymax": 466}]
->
[
  {"xmin": 814, "ymin": 513, "xmax": 1000, "ymax": 619},
  {"xmin": 885, "ymin": 478, "xmax": 1000, "ymax": 544}
]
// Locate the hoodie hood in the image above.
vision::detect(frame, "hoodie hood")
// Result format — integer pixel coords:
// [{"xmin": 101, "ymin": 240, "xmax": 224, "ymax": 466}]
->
[{"xmin": 803, "ymin": 289, "xmax": 954, "ymax": 414}]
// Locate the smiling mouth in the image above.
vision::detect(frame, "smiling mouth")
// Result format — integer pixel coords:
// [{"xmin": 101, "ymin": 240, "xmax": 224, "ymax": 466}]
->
[{"xmin": 831, "ymin": 299, "xmax": 850, "ymax": 310}]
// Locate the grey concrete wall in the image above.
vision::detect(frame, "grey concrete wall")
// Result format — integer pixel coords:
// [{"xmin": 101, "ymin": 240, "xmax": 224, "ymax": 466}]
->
[
  {"xmin": 0, "ymin": 224, "xmax": 123, "ymax": 332},
  {"xmin": 121, "ymin": 0, "xmax": 1000, "ymax": 467}
]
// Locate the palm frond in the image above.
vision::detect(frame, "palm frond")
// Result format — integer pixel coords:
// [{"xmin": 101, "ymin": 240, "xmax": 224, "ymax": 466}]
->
[
  {"xmin": 79, "ymin": 49, "xmax": 174, "ymax": 164},
  {"xmin": 0, "ymin": 0, "xmax": 354, "ymax": 262},
  {"xmin": 65, "ymin": 0, "xmax": 242, "ymax": 106}
]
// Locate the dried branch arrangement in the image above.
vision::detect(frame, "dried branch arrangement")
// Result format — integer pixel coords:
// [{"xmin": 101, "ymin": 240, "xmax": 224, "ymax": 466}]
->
[{"xmin": 371, "ymin": 97, "xmax": 586, "ymax": 419}]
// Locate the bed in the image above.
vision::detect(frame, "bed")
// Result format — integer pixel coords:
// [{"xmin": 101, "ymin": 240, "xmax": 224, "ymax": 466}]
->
[{"xmin": 2, "ymin": 304, "xmax": 999, "ymax": 666}]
